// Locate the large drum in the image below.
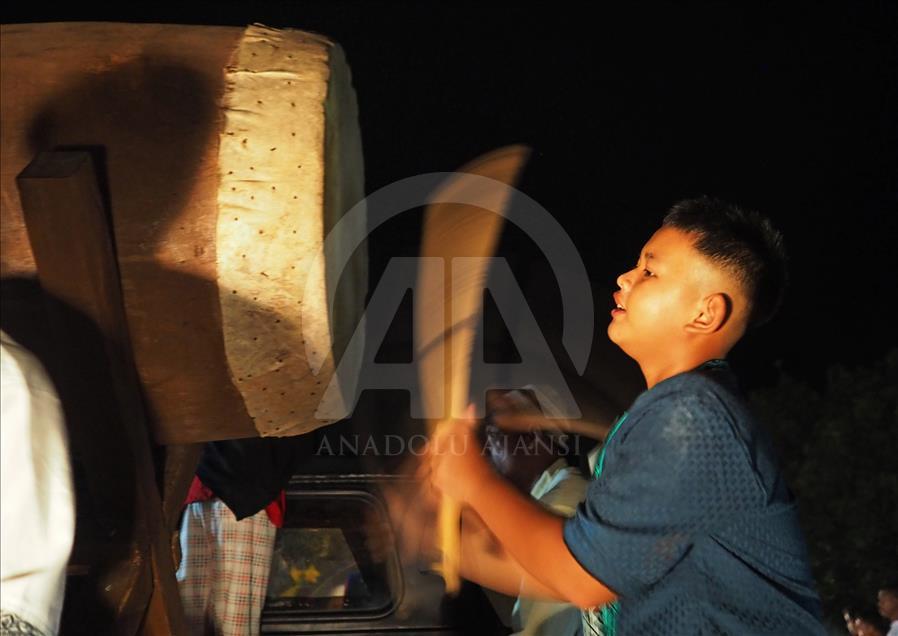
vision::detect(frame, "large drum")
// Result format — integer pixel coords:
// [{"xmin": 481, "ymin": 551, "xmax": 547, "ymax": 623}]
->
[{"xmin": 0, "ymin": 22, "xmax": 367, "ymax": 443}]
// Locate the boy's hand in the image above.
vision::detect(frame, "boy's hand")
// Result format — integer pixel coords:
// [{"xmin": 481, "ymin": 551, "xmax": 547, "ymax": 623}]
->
[
  {"xmin": 429, "ymin": 404, "xmax": 494, "ymax": 505},
  {"xmin": 487, "ymin": 390, "xmax": 544, "ymax": 433},
  {"xmin": 381, "ymin": 457, "xmax": 441, "ymax": 566},
  {"xmin": 850, "ymin": 618, "xmax": 884, "ymax": 636}
]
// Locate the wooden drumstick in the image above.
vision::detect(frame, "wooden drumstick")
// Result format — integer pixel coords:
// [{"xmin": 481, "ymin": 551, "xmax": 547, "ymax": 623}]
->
[{"xmin": 415, "ymin": 145, "xmax": 531, "ymax": 593}]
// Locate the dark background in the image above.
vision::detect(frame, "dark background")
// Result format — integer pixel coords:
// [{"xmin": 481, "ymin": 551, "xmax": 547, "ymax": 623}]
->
[
  {"xmin": 5, "ymin": 0, "xmax": 896, "ymax": 389},
  {"xmin": 4, "ymin": 0, "xmax": 897, "ymax": 627}
]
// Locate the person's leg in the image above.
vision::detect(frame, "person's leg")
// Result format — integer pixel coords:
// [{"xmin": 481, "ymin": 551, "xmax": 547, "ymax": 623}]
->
[
  {"xmin": 210, "ymin": 502, "xmax": 276, "ymax": 636},
  {"xmin": 176, "ymin": 502, "xmax": 214, "ymax": 635}
]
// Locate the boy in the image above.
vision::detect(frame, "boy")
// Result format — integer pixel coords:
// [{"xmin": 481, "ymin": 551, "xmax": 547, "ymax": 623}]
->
[{"xmin": 429, "ymin": 197, "xmax": 824, "ymax": 634}]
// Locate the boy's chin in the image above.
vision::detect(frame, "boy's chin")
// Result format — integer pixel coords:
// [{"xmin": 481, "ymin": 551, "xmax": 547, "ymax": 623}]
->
[
  {"xmin": 607, "ymin": 323, "xmax": 640, "ymax": 361},
  {"xmin": 606, "ymin": 322, "xmax": 628, "ymax": 350},
  {"xmin": 607, "ymin": 319, "xmax": 626, "ymax": 342}
]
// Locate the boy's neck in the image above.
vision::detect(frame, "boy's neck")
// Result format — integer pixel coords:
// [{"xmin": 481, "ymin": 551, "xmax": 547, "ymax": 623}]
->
[{"xmin": 639, "ymin": 349, "xmax": 727, "ymax": 389}]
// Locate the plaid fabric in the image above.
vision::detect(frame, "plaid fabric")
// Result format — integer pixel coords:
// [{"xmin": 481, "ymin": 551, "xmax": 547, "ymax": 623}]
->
[{"xmin": 176, "ymin": 500, "xmax": 276, "ymax": 636}]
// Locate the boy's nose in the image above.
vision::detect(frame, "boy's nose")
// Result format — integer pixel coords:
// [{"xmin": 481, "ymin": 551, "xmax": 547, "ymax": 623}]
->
[{"xmin": 616, "ymin": 270, "xmax": 632, "ymax": 291}]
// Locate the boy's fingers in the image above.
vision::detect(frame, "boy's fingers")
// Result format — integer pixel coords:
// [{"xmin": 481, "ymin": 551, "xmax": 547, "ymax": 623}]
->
[
  {"xmin": 383, "ymin": 487, "xmax": 410, "ymax": 534},
  {"xmin": 388, "ymin": 489, "xmax": 433, "ymax": 563},
  {"xmin": 414, "ymin": 454, "xmax": 431, "ymax": 482},
  {"xmin": 381, "ymin": 471, "xmax": 444, "ymax": 566}
]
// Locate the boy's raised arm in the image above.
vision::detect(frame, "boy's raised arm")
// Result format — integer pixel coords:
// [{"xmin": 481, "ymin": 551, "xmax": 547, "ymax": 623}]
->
[
  {"xmin": 430, "ymin": 410, "xmax": 617, "ymax": 609},
  {"xmin": 459, "ymin": 511, "xmax": 565, "ymax": 601}
]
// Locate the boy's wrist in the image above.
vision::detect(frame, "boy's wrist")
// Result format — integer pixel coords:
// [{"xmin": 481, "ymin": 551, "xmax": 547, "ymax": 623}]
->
[{"xmin": 464, "ymin": 461, "xmax": 502, "ymax": 510}]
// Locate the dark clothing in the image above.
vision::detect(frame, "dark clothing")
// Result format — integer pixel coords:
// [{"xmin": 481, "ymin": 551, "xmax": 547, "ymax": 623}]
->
[
  {"xmin": 196, "ymin": 437, "xmax": 300, "ymax": 521},
  {"xmin": 563, "ymin": 363, "xmax": 824, "ymax": 635}
]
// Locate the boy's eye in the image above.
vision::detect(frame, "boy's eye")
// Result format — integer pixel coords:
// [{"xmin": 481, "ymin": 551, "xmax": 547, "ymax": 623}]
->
[{"xmin": 643, "ymin": 268, "xmax": 654, "ymax": 277}]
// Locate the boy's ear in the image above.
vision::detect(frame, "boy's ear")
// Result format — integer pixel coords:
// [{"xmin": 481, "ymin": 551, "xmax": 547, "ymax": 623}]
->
[{"xmin": 685, "ymin": 293, "xmax": 732, "ymax": 334}]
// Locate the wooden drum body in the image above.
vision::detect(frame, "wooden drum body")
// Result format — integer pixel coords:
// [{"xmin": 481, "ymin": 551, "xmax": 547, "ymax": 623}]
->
[{"xmin": 1, "ymin": 23, "xmax": 367, "ymax": 442}]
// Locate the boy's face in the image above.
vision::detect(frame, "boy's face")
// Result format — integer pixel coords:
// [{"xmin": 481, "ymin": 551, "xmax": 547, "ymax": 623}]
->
[
  {"xmin": 878, "ymin": 589, "xmax": 898, "ymax": 620},
  {"xmin": 608, "ymin": 226, "xmax": 715, "ymax": 360}
]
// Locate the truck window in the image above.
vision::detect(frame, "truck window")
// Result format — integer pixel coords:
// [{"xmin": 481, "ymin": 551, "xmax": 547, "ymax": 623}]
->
[{"xmin": 263, "ymin": 490, "xmax": 400, "ymax": 618}]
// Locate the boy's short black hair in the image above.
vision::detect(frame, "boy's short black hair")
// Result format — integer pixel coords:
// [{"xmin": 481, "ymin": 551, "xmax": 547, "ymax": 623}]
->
[
  {"xmin": 881, "ymin": 581, "xmax": 898, "ymax": 596},
  {"xmin": 662, "ymin": 196, "xmax": 787, "ymax": 328}
]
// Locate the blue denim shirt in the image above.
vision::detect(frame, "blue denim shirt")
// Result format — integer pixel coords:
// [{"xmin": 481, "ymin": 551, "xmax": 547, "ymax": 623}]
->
[{"xmin": 563, "ymin": 363, "xmax": 824, "ymax": 635}]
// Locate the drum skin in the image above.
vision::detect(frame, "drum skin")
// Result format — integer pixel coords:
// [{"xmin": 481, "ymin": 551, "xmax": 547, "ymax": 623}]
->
[{"xmin": 0, "ymin": 22, "xmax": 367, "ymax": 443}]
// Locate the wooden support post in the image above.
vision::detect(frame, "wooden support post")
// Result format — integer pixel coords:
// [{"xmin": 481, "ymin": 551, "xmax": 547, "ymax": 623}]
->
[{"xmin": 16, "ymin": 151, "xmax": 189, "ymax": 636}]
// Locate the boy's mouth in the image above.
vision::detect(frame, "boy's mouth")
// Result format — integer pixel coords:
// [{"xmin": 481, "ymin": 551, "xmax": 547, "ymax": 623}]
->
[{"xmin": 611, "ymin": 292, "xmax": 627, "ymax": 316}]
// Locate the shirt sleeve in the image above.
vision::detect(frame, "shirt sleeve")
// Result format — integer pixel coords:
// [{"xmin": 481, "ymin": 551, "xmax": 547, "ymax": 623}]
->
[
  {"xmin": 1, "ymin": 335, "xmax": 75, "ymax": 636},
  {"xmin": 563, "ymin": 389, "xmax": 761, "ymax": 599}
]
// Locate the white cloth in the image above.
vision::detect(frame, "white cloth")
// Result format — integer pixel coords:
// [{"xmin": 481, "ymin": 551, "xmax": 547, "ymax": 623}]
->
[
  {"xmin": 511, "ymin": 459, "xmax": 588, "ymax": 635},
  {"xmin": 1, "ymin": 331, "xmax": 75, "ymax": 636},
  {"xmin": 587, "ymin": 443, "xmax": 601, "ymax": 476},
  {"xmin": 887, "ymin": 620, "xmax": 898, "ymax": 636}
]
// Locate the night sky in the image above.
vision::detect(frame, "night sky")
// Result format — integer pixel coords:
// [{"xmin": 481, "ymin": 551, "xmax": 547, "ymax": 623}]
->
[{"xmin": 4, "ymin": 1, "xmax": 897, "ymax": 391}]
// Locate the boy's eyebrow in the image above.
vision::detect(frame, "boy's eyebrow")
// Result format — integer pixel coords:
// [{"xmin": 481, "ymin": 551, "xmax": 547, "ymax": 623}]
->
[{"xmin": 636, "ymin": 250, "xmax": 657, "ymax": 265}]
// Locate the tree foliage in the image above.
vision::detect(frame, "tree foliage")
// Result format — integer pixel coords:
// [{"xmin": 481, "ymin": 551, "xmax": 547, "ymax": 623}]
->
[{"xmin": 750, "ymin": 350, "xmax": 898, "ymax": 622}]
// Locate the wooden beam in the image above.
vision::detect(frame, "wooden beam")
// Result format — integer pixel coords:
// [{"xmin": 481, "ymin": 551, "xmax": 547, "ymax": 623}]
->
[{"xmin": 16, "ymin": 151, "xmax": 189, "ymax": 635}]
